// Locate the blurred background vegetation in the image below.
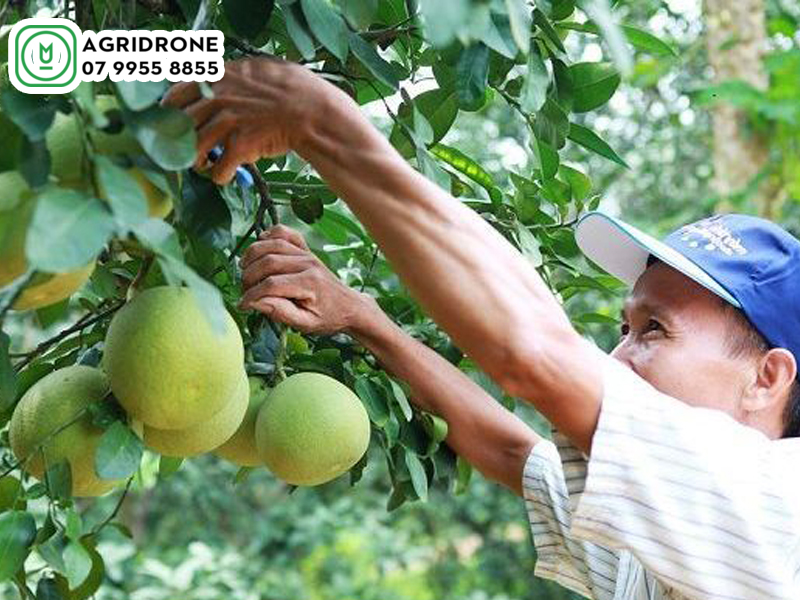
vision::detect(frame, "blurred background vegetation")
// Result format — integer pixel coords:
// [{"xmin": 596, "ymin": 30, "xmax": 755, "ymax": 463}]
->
[{"xmin": 1, "ymin": 0, "xmax": 798, "ymax": 598}]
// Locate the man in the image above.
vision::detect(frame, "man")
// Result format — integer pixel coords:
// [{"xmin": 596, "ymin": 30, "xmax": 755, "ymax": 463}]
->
[{"xmin": 164, "ymin": 59, "xmax": 800, "ymax": 599}]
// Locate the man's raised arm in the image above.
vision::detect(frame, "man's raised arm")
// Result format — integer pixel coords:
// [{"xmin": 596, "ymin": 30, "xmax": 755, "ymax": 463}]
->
[{"xmin": 164, "ymin": 59, "xmax": 603, "ymax": 453}]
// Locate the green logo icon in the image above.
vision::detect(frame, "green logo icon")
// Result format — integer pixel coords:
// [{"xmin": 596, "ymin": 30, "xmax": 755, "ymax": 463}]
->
[{"xmin": 10, "ymin": 18, "xmax": 80, "ymax": 94}]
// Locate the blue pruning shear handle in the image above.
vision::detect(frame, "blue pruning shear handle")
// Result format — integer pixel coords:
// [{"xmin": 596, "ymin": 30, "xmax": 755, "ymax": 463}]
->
[{"xmin": 207, "ymin": 146, "xmax": 254, "ymax": 189}]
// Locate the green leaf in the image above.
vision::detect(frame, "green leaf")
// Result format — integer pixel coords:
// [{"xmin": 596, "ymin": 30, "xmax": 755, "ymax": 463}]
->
[
  {"xmin": 26, "ymin": 187, "xmax": 115, "ymax": 273},
  {"xmin": 387, "ymin": 377, "xmax": 413, "ymax": 422},
  {"xmin": 234, "ymin": 466, "xmax": 253, "ymax": 485},
  {"xmin": 455, "ymin": 455, "xmax": 472, "ymax": 494},
  {"xmin": 65, "ymin": 508, "xmax": 82, "ymax": 542},
  {"xmin": 18, "ymin": 137, "xmax": 51, "ymax": 188},
  {"xmin": 0, "ymin": 333, "xmax": 16, "ymax": 414},
  {"xmin": 62, "ymin": 542, "xmax": 104, "ymax": 600},
  {"xmin": 157, "ymin": 258, "xmax": 228, "ymax": 334},
  {"xmin": 95, "ymin": 421, "xmax": 143, "ymax": 480},
  {"xmin": 567, "ymin": 122, "xmax": 628, "ymax": 167},
  {"xmin": 0, "ymin": 477, "xmax": 25, "ymax": 513},
  {"xmin": 284, "ymin": 3, "xmax": 317, "ymax": 61},
  {"xmin": 36, "ymin": 577, "xmax": 64, "ymax": 600},
  {"xmin": 291, "ymin": 195, "xmax": 324, "ymax": 224},
  {"xmin": 533, "ymin": 8, "xmax": 565, "ymax": 53},
  {"xmin": 340, "ymin": 0, "xmax": 378, "ymax": 28},
  {"xmin": 482, "ymin": 12, "xmax": 518, "ymax": 59},
  {"xmin": 44, "ymin": 460, "xmax": 73, "ymax": 501},
  {"xmin": 416, "ymin": 88, "xmax": 459, "ymax": 144},
  {"xmin": 114, "ymin": 81, "xmax": 169, "ymax": 112},
  {"xmin": 178, "ymin": 172, "xmax": 232, "ymax": 250},
  {"xmin": 0, "ymin": 113, "xmax": 23, "ymax": 174},
  {"xmin": 0, "ymin": 90, "xmax": 56, "ymax": 141},
  {"xmin": 129, "ymin": 106, "xmax": 198, "ymax": 171},
  {"xmin": 532, "ymin": 98, "xmax": 569, "ymax": 149},
  {"xmin": 0, "ymin": 511, "xmax": 36, "ymax": 582},
  {"xmin": 534, "ymin": 137, "xmax": 559, "ymax": 180},
  {"xmin": 456, "ymin": 43, "xmax": 490, "ymax": 111},
  {"xmin": 404, "ymin": 450, "xmax": 428, "ymax": 502},
  {"xmin": 63, "ymin": 540, "xmax": 92, "ymax": 590},
  {"xmin": 559, "ymin": 164, "xmax": 592, "ymax": 200},
  {"xmin": 348, "ymin": 32, "xmax": 399, "ymax": 90},
  {"xmin": 569, "ymin": 62, "xmax": 620, "ymax": 112},
  {"xmin": 133, "ymin": 219, "xmax": 182, "ymax": 260},
  {"xmin": 158, "ymin": 456, "xmax": 184, "ymax": 479},
  {"xmin": 520, "ymin": 50, "xmax": 549, "ymax": 114},
  {"xmin": 355, "ymin": 377, "xmax": 389, "ymax": 426},
  {"xmin": 504, "ymin": 0, "xmax": 531, "ymax": 54},
  {"xmin": 515, "ymin": 222, "xmax": 543, "ymax": 267},
  {"xmin": 222, "ymin": 0, "xmax": 274, "ymax": 40},
  {"xmin": 94, "ymin": 156, "xmax": 149, "ymax": 229},
  {"xmin": 557, "ymin": 21, "xmax": 677, "ymax": 57},
  {"xmin": 429, "ymin": 144, "xmax": 501, "ymax": 202},
  {"xmin": 300, "ymin": 0, "xmax": 350, "ymax": 62},
  {"xmin": 575, "ymin": 312, "xmax": 618, "ymax": 325}
]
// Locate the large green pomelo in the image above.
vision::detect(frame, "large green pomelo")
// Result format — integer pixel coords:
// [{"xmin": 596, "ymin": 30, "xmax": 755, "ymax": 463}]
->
[
  {"xmin": 9, "ymin": 366, "xmax": 123, "ymax": 498},
  {"xmin": 0, "ymin": 171, "xmax": 96, "ymax": 310},
  {"xmin": 255, "ymin": 373, "xmax": 370, "ymax": 486},
  {"xmin": 104, "ymin": 286, "xmax": 245, "ymax": 430},
  {"xmin": 144, "ymin": 371, "xmax": 250, "ymax": 457},
  {"xmin": 214, "ymin": 376, "xmax": 271, "ymax": 467}
]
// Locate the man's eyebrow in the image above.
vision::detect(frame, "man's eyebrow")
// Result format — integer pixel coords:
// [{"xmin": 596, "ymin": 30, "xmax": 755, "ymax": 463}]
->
[{"xmin": 621, "ymin": 301, "xmax": 672, "ymax": 321}]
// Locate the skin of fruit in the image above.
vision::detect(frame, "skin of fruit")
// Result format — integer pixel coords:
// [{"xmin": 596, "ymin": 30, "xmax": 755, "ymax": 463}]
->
[
  {"xmin": 144, "ymin": 371, "xmax": 250, "ymax": 458},
  {"xmin": 255, "ymin": 372, "xmax": 371, "ymax": 486},
  {"xmin": 9, "ymin": 366, "xmax": 123, "ymax": 498},
  {"xmin": 103, "ymin": 286, "xmax": 245, "ymax": 430},
  {"xmin": 214, "ymin": 376, "xmax": 271, "ymax": 467},
  {"xmin": 0, "ymin": 171, "xmax": 96, "ymax": 310}
]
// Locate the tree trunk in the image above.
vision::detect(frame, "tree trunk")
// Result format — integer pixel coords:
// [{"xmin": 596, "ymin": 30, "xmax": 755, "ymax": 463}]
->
[{"xmin": 704, "ymin": 0, "xmax": 774, "ymax": 215}]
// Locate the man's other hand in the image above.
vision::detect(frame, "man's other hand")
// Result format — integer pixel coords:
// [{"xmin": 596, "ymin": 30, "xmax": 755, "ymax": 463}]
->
[{"xmin": 239, "ymin": 225, "xmax": 373, "ymax": 334}]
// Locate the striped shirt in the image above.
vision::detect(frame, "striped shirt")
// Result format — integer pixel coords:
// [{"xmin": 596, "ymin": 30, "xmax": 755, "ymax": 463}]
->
[{"xmin": 522, "ymin": 350, "xmax": 800, "ymax": 600}]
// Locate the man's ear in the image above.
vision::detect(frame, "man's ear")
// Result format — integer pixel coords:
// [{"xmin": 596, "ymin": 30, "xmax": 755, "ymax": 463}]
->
[{"xmin": 742, "ymin": 348, "xmax": 797, "ymax": 413}]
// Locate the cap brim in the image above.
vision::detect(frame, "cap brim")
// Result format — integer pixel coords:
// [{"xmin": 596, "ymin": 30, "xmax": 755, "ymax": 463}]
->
[{"xmin": 574, "ymin": 211, "xmax": 741, "ymax": 308}]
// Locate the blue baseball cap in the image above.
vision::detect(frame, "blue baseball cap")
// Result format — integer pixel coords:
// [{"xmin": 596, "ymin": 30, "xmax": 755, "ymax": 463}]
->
[{"xmin": 574, "ymin": 211, "xmax": 800, "ymax": 365}]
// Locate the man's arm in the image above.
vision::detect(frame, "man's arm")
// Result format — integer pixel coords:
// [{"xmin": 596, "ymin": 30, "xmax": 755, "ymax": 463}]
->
[
  {"xmin": 238, "ymin": 226, "xmax": 540, "ymax": 495},
  {"xmin": 165, "ymin": 59, "xmax": 603, "ymax": 453}
]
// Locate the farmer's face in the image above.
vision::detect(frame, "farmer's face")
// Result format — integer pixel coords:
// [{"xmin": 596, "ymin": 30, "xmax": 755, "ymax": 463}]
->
[{"xmin": 611, "ymin": 261, "xmax": 752, "ymax": 420}]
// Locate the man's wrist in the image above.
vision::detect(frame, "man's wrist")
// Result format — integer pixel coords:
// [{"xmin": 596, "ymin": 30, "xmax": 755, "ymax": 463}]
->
[{"xmin": 344, "ymin": 293, "xmax": 391, "ymax": 342}]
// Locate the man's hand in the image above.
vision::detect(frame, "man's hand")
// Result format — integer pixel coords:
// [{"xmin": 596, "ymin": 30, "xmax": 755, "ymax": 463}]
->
[
  {"xmin": 162, "ymin": 58, "xmax": 345, "ymax": 184},
  {"xmin": 239, "ymin": 225, "xmax": 373, "ymax": 335}
]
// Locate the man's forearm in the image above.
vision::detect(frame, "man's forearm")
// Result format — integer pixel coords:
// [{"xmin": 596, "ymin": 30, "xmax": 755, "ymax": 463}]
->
[
  {"xmin": 297, "ymin": 90, "xmax": 602, "ymax": 453},
  {"xmin": 347, "ymin": 296, "xmax": 539, "ymax": 495}
]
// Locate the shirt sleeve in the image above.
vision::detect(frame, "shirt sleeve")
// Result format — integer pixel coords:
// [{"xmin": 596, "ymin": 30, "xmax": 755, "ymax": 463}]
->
[
  {"xmin": 522, "ymin": 436, "xmax": 621, "ymax": 599},
  {"xmin": 571, "ymin": 351, "xmax": 800, "ymax": 600}
]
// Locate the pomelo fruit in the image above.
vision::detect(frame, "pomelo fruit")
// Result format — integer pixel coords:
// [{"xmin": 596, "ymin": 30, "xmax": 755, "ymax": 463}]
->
[
  {"xmin": 144, "ymin": 371, "xmax": 250, "ymax": 457},
  {"xmin": 214, "ymin": 376, "xmax": 271, "ymax": 467},
  {"xmin": 103, "ymin": 286, "xmax": 245, "ymax": 430},
  {"xmin": 8, "ymin": 366, "xmax": 123, "ymax": 498},
  {"xmin": 0, "ymin": 171, "xmax": 96, "ymax": 310},
  {"xmin": 255, "ymin": 373, "xmax": 370, "ymax": 486},
  {"xmin": 47, "ymin": 98, "xmax": 173, "ymax": 218}
]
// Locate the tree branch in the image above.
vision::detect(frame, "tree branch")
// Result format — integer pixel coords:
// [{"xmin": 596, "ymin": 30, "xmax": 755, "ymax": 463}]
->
[{"xmin": 13, "ymin": 302, "xmax": 125, "ymax": 372}]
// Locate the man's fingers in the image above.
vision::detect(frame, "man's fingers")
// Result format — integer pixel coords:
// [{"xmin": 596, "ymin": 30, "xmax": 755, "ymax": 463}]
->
[
  {"xmin": 250, "ymin": 297, "xmax": 317, "ymax": 332},
  {"xmin": 240, "ymin": 238, "xmax": 305, "ymax": 270},
  {"xmin": 193, "ymin": 111, "xmax": 236, "ymax": 170},
  {"xmin": 239, "ymin": 273, "xmax": 313, "ymax": 308},
  {"xmin": 162, "ymin": 81, "xmax": 201, "ymax": 109},
  {"xmin": 241, "ymin": 253, "xmax": 310, "ymax": 289},
  {"xmin": 259, "ymin": 225, "xmax": 309, "ymax": 250}
]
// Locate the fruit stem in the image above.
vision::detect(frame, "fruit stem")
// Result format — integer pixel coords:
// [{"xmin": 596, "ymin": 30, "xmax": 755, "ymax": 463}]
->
[{"xmin": 275, "ymin": 326, "xmax": 288, "ymax": 381}]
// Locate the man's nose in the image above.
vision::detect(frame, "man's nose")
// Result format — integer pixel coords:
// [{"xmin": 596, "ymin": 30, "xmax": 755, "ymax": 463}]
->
[{"xmin": 610, "ymin": 338, "xmax": 635, "ymax": 368}]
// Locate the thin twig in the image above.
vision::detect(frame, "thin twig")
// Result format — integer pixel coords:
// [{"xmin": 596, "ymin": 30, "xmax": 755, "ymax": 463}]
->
[
  {"xmin": 13, "ymin": 302, "xmax": 125, "ymax": 372},
  {"xmin": 244, "ymin": 164, "xmax": 279, "ymax": 229},
  {"xmin": 92, "ymin": 476, "xmax": 134, "ymax": 535},
  {"xmin": 127, "ymin": 255, "xmax": 154, "ymax": 300}
]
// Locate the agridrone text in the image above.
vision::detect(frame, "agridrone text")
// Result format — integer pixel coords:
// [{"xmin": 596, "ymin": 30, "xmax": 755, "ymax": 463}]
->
[{"xmin": 8, "ymin": 17, "xmax": 225, "ymax": 94}]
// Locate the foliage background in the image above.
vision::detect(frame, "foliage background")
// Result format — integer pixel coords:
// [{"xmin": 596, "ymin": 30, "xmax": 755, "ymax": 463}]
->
[{"xmin": 0, "ymin": 0, "xmax": 797, "ymax": 598}]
